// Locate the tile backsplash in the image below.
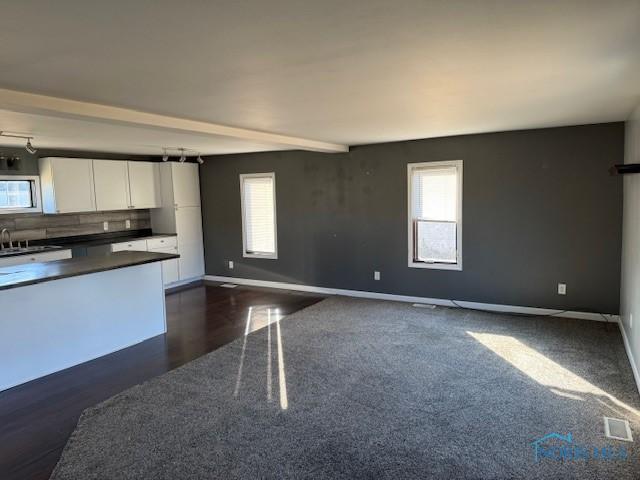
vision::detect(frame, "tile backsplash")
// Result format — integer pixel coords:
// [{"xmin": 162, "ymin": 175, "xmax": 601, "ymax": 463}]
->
[{"xmin": 0, "ymin": 210, "xmax": 151, "ymax": 243}]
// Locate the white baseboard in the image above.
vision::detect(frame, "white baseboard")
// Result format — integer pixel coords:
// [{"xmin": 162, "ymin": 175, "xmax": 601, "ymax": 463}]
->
[
  {"xmin": 165, "ymin": 276, "xmax": 204, "ymax": 290},
  {"xmin": 204, "ymin": 275, "xmax": 619, "ymax": 323},
  {"xmin": 618, "ymin": 320, "xmax": 640, "ymax": 396}
]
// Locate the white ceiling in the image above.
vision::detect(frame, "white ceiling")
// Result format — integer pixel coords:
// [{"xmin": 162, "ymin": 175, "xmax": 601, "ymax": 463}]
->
[{"xmin": 0, "ymin": 0, "xmax": 639, "ymax": 155}]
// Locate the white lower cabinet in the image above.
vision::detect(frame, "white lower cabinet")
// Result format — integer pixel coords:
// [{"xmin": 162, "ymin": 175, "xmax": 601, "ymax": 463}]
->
[
  {"xmin": 177, "ymin": 241, "xmax": 205, "ymax": 280},
  {"xmin": 0, "ymin": 249, "xmax": 72, "ymax": 268},
  {"xmin": 110, "ymin": 236, "xmax": 179, "ymax": 287},
  {"xmin": 150, "ymin": 246, "xmax": 180, "ymax": 285}
]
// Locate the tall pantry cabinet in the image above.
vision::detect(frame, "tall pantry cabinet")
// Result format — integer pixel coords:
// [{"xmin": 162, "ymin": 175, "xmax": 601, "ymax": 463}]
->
[{"xmin": 151, "ymin": 163, "xmax": 205, "ymax": 282}]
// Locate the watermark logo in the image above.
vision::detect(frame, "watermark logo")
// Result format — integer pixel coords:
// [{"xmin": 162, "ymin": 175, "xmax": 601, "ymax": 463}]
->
[{"xmin": 532, "ymin": 432, "xmax": 628, "ymax": 462}]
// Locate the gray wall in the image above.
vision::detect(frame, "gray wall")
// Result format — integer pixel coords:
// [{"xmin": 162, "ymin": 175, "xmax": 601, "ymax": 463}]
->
[{"xmin": 200, "ymin": 123, "xmax": 624, "ymax": 314}]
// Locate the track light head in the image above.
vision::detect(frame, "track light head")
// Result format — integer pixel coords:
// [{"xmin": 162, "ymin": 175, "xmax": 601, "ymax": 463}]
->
[
  {"xmin": 178, "ymin": 148, "xmax": 186, "ymax": 163},
  {"xmin": 197, "ymin": 154, "xmax": 204, "ymax": 165},
  {"xmin": 25, "ymin": 138, "xmax": 37, "ymax": 155},
  {"xmin": 162, "ymin": 148, "xmax": 169, "ymax": 162},
  {"xmin": 0, "ymin": 132, "xmax": 37, "ymax": 154}
]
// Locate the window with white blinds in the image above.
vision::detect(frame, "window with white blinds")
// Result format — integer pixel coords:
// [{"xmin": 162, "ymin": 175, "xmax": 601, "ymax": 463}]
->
[
  {"xmin": 408, "ymin": 161, "xmax": 462, "ymax": 270},
  {"xmin": 240, "ymin": 173, "xmax": 277, "ymax": 258}
]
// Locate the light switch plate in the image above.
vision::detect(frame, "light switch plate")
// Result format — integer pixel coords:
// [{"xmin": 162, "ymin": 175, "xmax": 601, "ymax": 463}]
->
[
  {"xmin": 558, "ymin": 283, "xmax": 566, "ymax": 295},
  {"xmin": 125, "ymin": 219, "xmax": 131, "ymax": 229},
  {"xmin": 374, "ymin": 271, "xmax": 381, "ymax": 281},
  {"xmin": 103, "ymin": 221, "xmax": 109, "ymax": 231},
  {"xmin": 228, "ymin": 261, "xmax": 234, "ymax": 269}
]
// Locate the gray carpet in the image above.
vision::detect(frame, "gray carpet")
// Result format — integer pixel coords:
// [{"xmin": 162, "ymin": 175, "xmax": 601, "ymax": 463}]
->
[{"xmin": 51, "ymin": 297, "xmax": 640, "ymax": 479}]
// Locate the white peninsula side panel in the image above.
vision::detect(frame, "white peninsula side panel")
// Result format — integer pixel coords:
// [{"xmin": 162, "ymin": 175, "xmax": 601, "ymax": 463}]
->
[{"xmin": 0, "ymin": 262, "xmax": 166, "ymax": 391}]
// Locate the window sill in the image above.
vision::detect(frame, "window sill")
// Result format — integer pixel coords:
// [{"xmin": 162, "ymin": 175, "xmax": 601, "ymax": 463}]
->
[
  {"xmin": 408, "ymin": 261, "xmax": 462, "ymax": 271},
  {"xmin": 243, "ymin": 252, "xmax": 278, "ymax": 260},
  {"xmin": 0, "ymin": 207, "xmax": 42, "ymax": 215}
]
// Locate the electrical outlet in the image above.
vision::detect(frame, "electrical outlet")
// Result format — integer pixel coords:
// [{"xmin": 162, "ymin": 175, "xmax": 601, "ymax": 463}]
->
[
  {"xmin": 228, "ymin": 261, "xmax": 234, "ymax": 269},
  {"xmin": 558, "ymin": 283, "xmax": 566, "ymax": 295},
  {"xmin": 125, "ymin": 219, "xmax": 131, "ymax": 229},
  {"xmin": 374, "ymin": 271, "xmax": 381, "ymax": 281},
  {"xmin": 103, "ymin": 221, "xmax": 109, "ymax": 231}
]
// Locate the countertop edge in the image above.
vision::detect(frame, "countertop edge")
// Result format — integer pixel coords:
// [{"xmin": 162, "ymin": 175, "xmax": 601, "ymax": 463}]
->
[{"xmin": 0, "ymin": 252, "xmax": 180, "ymax": 291}]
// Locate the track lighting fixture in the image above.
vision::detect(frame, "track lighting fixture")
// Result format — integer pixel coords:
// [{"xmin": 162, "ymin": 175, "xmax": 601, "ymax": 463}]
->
[
  {"xmin": 197, "ymin": 154, "xmax": 204, "ymax": 165},
  {"xmin": 25, "ymin": 138, "xmax": 37, "ymax": 154},
  {"xmin": 162, "ymin": 148, "xmax": 169, "ymax": 162},
  {"xmin": 0, "ymin": 131, "xmax": 37, "ymax": 154}
]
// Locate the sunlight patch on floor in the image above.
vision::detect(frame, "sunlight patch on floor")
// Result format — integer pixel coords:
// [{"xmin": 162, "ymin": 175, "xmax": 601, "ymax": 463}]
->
[
  {"xmin": 275, "ymin": 308, "xmax": 289, "ymax": 410},
  {"xmin": 233, "ymin": 306, "xmax": 253, "ymax": 397},
  {"xmin": 467, "ymin": 331, "xmax": 639, "ymax": 419},
  {"xmin": 233, "ymin": 306, "xmax": 288, "ymax": 410}
]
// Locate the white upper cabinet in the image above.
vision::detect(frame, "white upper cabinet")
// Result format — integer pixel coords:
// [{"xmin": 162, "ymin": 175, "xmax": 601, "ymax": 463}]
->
[
  {"xmin": 172, "ymin": 163, "xmax": 201, "ymax": 207},
  {"xmin": 93, "ymin": 160, "xmax": 131, "ymax": 211},
  {"xmin": 39, "ymin": 157, "xmax": 96, "ymax": 214},
  {"xmin": 128, "ymin": 162, "xmax": 161, "ymax": 209},
  {"xmin": 40, "ymin": 158, "xmax": 161, "ymax": 214}
]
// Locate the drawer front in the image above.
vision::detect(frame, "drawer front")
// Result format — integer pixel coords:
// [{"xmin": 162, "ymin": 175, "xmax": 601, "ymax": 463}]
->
[
  {"xmin": 32, "ymin": 250, "xmax": 73, "ymax": 262},
  {"xmin": 111, "ymin": 240, "xmax": 148, "ymax": 252},
  {"xmin": 0, "ymin": 249, "xmax": 71, "ymax": 267},
  {"xmin": 146, "ymin": 236, "xmax": 177, "ymax": 250}
]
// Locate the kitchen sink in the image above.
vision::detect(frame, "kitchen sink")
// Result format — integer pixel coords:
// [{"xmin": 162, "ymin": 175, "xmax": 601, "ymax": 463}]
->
[{"xmin": 0, "ymin": 245, "xmax": 61, "ymax": 257}]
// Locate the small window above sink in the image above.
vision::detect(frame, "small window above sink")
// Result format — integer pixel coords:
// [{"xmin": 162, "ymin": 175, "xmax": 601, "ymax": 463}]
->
[{"xmin": 0, "ymin": 175, "xmax": 42, "ymax": 214}]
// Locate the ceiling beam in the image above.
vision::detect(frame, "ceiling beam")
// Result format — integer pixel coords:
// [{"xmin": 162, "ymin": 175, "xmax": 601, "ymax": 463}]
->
[{"xmin": 0, "ymin": 88, "xmax": 348, "ymax": 154}]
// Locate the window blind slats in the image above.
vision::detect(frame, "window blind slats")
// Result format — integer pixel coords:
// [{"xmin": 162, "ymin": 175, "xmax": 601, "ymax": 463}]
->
[
  {"xmin": 412, "ymin": 166, "xmax": 457, "ymax": 222},
  {"xmin": 242, "ymin": 175, "xmax": 276, "ymax": 255}
]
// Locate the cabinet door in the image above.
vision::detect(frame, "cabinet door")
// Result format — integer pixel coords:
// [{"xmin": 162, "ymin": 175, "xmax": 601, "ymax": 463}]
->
[
  {"xmin": 175, "ymin": 206, "xmax": 204, "ymax": 280},
  {"xmin": 93, "ymin": 160, "xmax": 131, "ymax": 211},
  {"xmin": 172, "ymin": 163, "xmax": 201, "ymax": 207},
  {"xmin": 175, "ymin": 206, "xmax": 203, "ymax": 247},
  {"xmin": 128, "ymin": 162, "xmax": 160, "ymax": 209},
  {"xmin": 149, "ymin": 245, "xmax": 179, "ymax": 285},
  {"xmin": 50, "ymin": 158, "xmax": 96, "ymax": 213},
  {"xmin": 177, "ymin": 241, "xmax": 204, "ymax": 280}
]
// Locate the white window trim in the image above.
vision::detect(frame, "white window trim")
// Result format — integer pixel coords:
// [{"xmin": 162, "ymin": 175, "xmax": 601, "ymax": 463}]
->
[
  {"xmin": 407, "ymin": 160, "xmax": 463, "ymax": 271},
  {"xmin": 0, "ymin": 175, "xmax": 43, "ymax": 214},
  {"xmin": 240, "ymin": 172, "xmax": 278, "ymax": 260}
]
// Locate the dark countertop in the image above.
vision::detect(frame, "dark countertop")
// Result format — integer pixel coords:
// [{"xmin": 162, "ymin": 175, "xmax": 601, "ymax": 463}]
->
[
  {"xmin": 28, "ymin": 229, "xmax": 177, "ymax": 249},
  {"xmin": 0, "ymin": 251, "xmax": 180, "ymax": 291}
]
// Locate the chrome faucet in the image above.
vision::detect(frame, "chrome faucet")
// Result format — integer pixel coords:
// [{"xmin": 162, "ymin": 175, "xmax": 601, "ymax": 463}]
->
[{"xmin": 0, "ymin": 229, "xmax": 13, "ymax": 250}]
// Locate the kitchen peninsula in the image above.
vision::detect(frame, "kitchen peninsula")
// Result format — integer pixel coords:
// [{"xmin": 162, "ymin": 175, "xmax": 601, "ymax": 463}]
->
[{"xmin": 0, "ymin": 250, "xmax": 178, "ymax": 391}]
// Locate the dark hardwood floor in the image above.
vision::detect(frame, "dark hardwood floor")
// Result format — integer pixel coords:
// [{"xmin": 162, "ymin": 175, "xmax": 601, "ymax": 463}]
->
[{"xmin": 0, "ymin": 283, "xmax": 325, "ymax": 480}]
